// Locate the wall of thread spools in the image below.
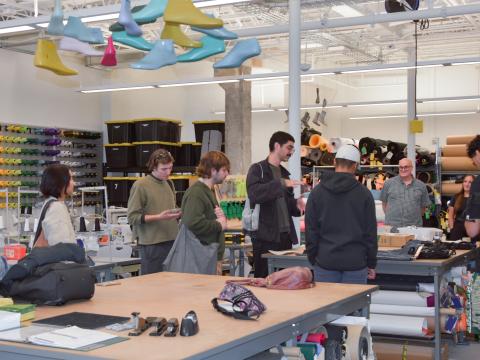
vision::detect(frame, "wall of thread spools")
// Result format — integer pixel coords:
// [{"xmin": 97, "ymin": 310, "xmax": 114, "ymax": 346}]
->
[{"xmin": 0, "ymin": 123, "xmax": 103, "ymax": 210}]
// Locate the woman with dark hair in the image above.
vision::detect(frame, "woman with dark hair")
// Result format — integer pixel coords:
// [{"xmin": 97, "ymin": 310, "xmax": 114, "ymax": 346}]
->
[
  {"xmin": 35, "ymin": 164, "xmax": 76, "ymax": 247},
  {"xmin": 448, "ymin": 175, "xmax": 476, "ymax": 241}
]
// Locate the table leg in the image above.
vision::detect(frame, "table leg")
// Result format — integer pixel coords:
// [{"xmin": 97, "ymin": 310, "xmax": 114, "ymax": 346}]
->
[
  {"xmin": 239, "ymin": 248, "xmax": 245, "ymax": 277},
  {"xmin": 229, "ymin": 249, "xmax": 235, "ymax": 276},
  {"xmin": 434, "ymin": 269, "xmax": 441, "ymax": 360},
  {"xmin": 268, "ymin": 259, "xmax": 274, "ymax": 275}
]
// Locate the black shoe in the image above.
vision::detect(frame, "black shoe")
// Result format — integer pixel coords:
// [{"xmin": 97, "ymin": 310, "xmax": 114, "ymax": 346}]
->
[{"xmin": 164, "ymin": 318, "xmax": 179, "ymax": 337}]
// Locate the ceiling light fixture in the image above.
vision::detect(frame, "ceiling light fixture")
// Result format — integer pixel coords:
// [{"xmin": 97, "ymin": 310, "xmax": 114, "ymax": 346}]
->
[
  {"xmin": 156, "ymin": 79, "xmax": 239, "ymax": 88},
  {"xmin": 195, "ymin": 0, "xmax": 252, "ymax": 8},
  {"xmin": 82, "ymin": 14, "xmax": 119, "ymax": 23},
  {"xmin": 0, "ymin": 25, "xmax": 34, "ymax": 34},
  {"xmin": 81, "ymin": 86, "xmax": 156, "ymax": 94},
  {"xmin": 349, "ymin": 111, "xmax": 477, "ymax": 120}
]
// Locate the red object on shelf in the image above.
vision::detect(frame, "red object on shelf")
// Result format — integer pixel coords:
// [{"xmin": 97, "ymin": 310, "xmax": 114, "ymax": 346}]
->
[
  {"xmin": 101, "ymin": 36, "xmax": 117, "ymax": 67},
  {"xmin": 4, "ymin": 244, "xmax": 27, "ymax": 260}
]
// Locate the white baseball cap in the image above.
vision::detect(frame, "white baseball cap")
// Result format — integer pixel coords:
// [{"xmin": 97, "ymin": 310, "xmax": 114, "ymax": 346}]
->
[{"xmin": 335, "ymin": 144, "xmax": 361, "ymax": 163}]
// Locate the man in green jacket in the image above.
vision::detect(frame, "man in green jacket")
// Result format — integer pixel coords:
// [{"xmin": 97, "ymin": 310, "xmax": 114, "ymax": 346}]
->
[
  {"xmin": 181, "ymin": 151, "xmax": 230, "ymax": 274},
  {"xmin": 127, "ymin": 149, "xmax": 181, "ymax": 274}
]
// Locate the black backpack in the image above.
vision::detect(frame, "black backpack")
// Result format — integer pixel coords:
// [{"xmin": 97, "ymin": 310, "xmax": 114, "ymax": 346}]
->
[{"xmin": 7, "ymin": 261, "xmax": 95, "ymax": 306}]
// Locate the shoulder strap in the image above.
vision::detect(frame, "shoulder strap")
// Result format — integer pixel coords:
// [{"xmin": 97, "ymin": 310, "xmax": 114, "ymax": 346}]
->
[
  {"xmin": 166, "ymin": 179, "xmax": 175, "ymax": 194},
  {"xmin": 33, "ymin": 199, "xmax": 57, "ymax": 247},
  {"xmin": 258, "ymin": 162, "xmax": 264, "ymax": 179}
]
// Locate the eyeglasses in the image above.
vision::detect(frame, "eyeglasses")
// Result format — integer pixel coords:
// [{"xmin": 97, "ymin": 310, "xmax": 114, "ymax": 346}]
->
[{"xmin": 399, "ymin": 166, "xmax": 412, "ymax": 170}]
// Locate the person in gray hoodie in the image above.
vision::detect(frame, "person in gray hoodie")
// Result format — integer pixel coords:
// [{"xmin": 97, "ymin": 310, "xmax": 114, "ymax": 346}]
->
[{"xmin": 305, "ymin": 144, "xmax": 377, "ymax": 284}]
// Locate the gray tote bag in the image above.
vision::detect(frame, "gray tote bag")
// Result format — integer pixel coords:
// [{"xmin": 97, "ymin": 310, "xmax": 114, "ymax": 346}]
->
[{"xmin": 163, "ymin": 224, "xmax": 219, "ymax": 275}]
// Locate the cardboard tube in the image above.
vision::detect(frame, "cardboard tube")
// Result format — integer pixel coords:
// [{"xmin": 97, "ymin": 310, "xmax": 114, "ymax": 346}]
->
[
  {"xmin": 442, "ymin": 144, "xmax": 468, "ymax": 157},
  {"xmin": 446, "ymin": 135, "xmax": 475, "ymax": 145},
  {"xmin": 442, "ymin": 182, "xmax": 462, "ymax": 196},
  {"xmin": 300, "ymin": 146, "xmax": 311, "ymax": 158},
  {"xmin": 441, "ymin": 157, "xmax": 477, "ymax": 171},
  {"xmin": 345, "ymin": 325, "xmax": 371, "ymax": 360}
]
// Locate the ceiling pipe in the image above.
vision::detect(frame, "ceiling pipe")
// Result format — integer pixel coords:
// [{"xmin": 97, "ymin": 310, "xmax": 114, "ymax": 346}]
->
[{"xmin": 234, "ymin": 4, "xmax": 480, "ymax": 37}]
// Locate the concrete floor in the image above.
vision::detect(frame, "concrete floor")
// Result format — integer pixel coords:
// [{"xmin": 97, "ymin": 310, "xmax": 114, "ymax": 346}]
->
[{"xmin": 448, "ymin": 338, "xmax": 480, "ymax": 359}]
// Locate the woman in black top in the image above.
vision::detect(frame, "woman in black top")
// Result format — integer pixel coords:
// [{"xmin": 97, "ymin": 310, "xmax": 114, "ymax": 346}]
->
[{"xmin": 448, "ymin": 175, "xmax": 476, "ymax": 241}]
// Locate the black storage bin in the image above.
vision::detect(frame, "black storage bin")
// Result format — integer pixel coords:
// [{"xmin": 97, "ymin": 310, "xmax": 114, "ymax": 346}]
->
[
  {"xmin": 167, "ymin": 121, "xmax": 182, "ymax": 143},
  {"xmin": 133, "ymin": 141, "xmax": 180, "ymax": 168},
  {"xmin": 170, "ymin": 176, "xmax": 192, "ymax": 192},
  {"xmin": 104, "ymin": 177, "xmax": 135, "ymax": 206},
  {"xmin": 192, "ymin": 121, "xmax": 225, "ymax": 143},
  {"xmin": 104, "ymin": 144, "xmax": 136, "ymax": 168},
  {"xmin": 177, "ymin": 142, "xmax": 202, "ymax": 166},
  {"xmin": 106, "ymin": 120, "xmax": 135, "ymax": 143},
  {"xmin": 133, "ymin": 118, "xmax": 177, "ymax": 142}
]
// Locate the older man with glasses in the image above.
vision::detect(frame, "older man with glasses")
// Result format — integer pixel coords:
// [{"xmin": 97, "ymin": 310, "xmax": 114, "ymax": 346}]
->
[{"xmin": 380, "ymin": 158, "xmax": 431, "ymax": 229}]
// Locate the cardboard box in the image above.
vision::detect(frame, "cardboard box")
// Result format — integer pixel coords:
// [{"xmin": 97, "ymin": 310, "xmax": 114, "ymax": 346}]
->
[
  {"xmin": 373, "ymin": 341, "xmax": 448, "ymax": 360},
  {"xmin": 378, "ymin": 233, "xmax": 414, "ymax": 248}
]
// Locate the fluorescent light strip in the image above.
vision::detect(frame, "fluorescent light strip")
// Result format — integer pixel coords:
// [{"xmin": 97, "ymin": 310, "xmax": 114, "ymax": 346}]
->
[
  {"xmin": 301, "ymin": 105, "xmax": 344, "ymax": 110},
  {"xmin": 0, "ymin": 25, "xmax": 34, "ymax": 34},
  {"xmin": 350, "ymin": 111, "xmax": 477, "ymax": 120},
  {"xmin": 81, "ymin": 86, "xmax": 155, "ymax": 94},
  {"xmin": 195, "ymin": 0, "xmax": 251, "ymax": 7},
  {"xmin": 348, "ymin": 101, "xmax": 406, "ymax": 107},
  {"xmin": 82, "ymin": 14, "xmax": 119, "ymax": 23},
  {"xmin": 157, "ymin": 79, "xmax": 239, "ymax": 87},
  {"xmin": 420, "ymin": 97, "xmax": 480, "ymax": 104},
  {"xmin": 245, "ymin": 75, "xmax": 289, "ymax": 82},
  {"xmin": 251, "ymin": 109, "xmax": 276, "ymax": 113}
]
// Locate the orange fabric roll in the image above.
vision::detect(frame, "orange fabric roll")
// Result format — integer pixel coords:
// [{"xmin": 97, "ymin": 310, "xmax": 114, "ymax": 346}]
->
[
  {"xmin": 446, "ymin": 135, "xmax": 475, "ymax": 145},
  {"xmin": 441, "ymin": 157, "xmax": 477, "ymax": 171},
  {"xmin": 442, "ymin": 145, "xmax": 468, "ymax": 157},
  {"xmin": 442, "ymin": 182, "xmax": 462, "ymax": 196},
  {"xmin": 309, "ymin": 134, "xmax": 328, "ymax": 150}
]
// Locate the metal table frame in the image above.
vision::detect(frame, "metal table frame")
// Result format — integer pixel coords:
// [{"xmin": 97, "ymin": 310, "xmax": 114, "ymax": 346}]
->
[
  {"xmin": 0, "ymin": 282, "xmax": 376, "ymax": 360},
  {"xmin": 264, "ymin": 248, "xmax": 478, "ymax": 360}
]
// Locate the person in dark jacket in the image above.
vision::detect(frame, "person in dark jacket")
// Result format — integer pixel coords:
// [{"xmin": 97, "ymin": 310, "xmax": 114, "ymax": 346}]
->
[
  {"xmin": 246, "ymin": 131, "xmax": 304, "ymax": 278},
  {"xmin": 305, "ymin": 144, "xmax": 377, "ymax": 284},
  {"xmin": 465, "ymin": 135, "xmax": 480, "ymax": 238}
]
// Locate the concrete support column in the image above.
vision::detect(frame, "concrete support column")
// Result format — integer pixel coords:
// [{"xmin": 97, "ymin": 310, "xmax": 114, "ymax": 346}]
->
[
  {"xmin": 215, "ymin": 66, "xmax": 252, "ymax": 174},
  {"xmin": 407, "ymin": 47, "xmax": 417, "ymax": 174}
]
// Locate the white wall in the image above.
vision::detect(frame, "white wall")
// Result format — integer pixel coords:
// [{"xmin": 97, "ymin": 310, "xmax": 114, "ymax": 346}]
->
[
  {"xmin": 3, "ymin": 47, "xmax": 480, "ymax": 165},
  {"xmin": 0, "ymin": 49, "xmax": 104, "ymax": 131}
]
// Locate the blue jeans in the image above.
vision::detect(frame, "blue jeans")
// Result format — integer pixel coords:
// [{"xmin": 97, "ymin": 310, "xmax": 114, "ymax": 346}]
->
[{"xmin": 313, "ymin": 266, "xmax": 368, "ymax": 284}]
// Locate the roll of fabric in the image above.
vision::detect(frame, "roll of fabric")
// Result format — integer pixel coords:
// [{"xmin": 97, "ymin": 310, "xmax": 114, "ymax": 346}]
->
[
  {"xmin": 319, "ymin": 151, "xmax": 335, "ymax": 166},
  {"xmin": 416, "ymin": 172, "xmax": 431, "ymax": 184},
  {"xmin": 371, "ymin": 304, "xmax": 435, "ymax": 317},
  {"xmin": 441, "ymin": 182, "xmax": 462, "ymax": 196},
  {"xmin": 426, "ymin": 313, "xmax": 458, "ymax": 333},
  {"xmin": 387, "ymin": 141, "xmax": 407, "ymax": 155},
  {"xmin": 309, "ymin": 134, "xmax": 329, "ymax": 151},
  {"xmin": 446, "ymin": 135, "xmax": 475, "ymax": 145},
  {"xmin": 359, "ymin": 137, "xmax": 389, "ymax": 155},
  {"xmin": 309, "ymin": 148, "xmax": 322, "ymax": 163},
  {"xmin": 441, "ymin": 157, "xmax": 477, "ymax": 171},
  {"xmin": 345, "ymin": 325, "xmax": 371, "ymax": 360},
  {"xmin": 329, "ymin": 138, "xmax": 358, "ymax": 153},
  {"xmin": 371, "ymin": 290, "xmax": 432, "ymax": 307},
  {"xmin": 417, "ymin": 154, "xmax": 435, "ymax": 167},
  {"xmin": 442, "ymin": 144, "xmax": 468, "ymax": 157},
  {"xmin": 369, "ymin": 314, "xmax": 429, "ymax": 337},
  {"xmin": 300, "ymin": 145, "xmax": 311, "ymax": 158}
]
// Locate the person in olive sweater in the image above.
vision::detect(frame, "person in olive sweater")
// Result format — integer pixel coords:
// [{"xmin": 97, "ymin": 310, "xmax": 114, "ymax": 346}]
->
[
  {"xmin": 181, "ymin": 151, "xmax": 230, "ymax": 274},
  {"xmin": 127, "ymin": 149, "xmax": 181, "ymax": 275}
]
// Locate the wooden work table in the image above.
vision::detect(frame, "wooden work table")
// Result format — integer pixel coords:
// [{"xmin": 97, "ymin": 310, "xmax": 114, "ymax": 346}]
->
[{"xmin": 0, "ymin": 272, "xmax": 377, "ymax": 360}]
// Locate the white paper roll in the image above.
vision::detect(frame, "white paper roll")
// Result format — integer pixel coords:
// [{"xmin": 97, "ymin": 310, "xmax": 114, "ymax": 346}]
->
[
  {"xmin": 0, "ymin": 215, "xmax": 4, "ymax": 229},
  {"xmin": 329, "ymin": 138, "xmax": 358, "ymax": 153},
  {"xmin": 371, "ymin": 290, "xmax": 431, "ymax": 307},
  {"xmin": 370, "ymin": 304, "xmax": 435, "ymax": 317},
  {"xmin": 369, "ymin": 314, "xmax": 429, "ymax": 337}
]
